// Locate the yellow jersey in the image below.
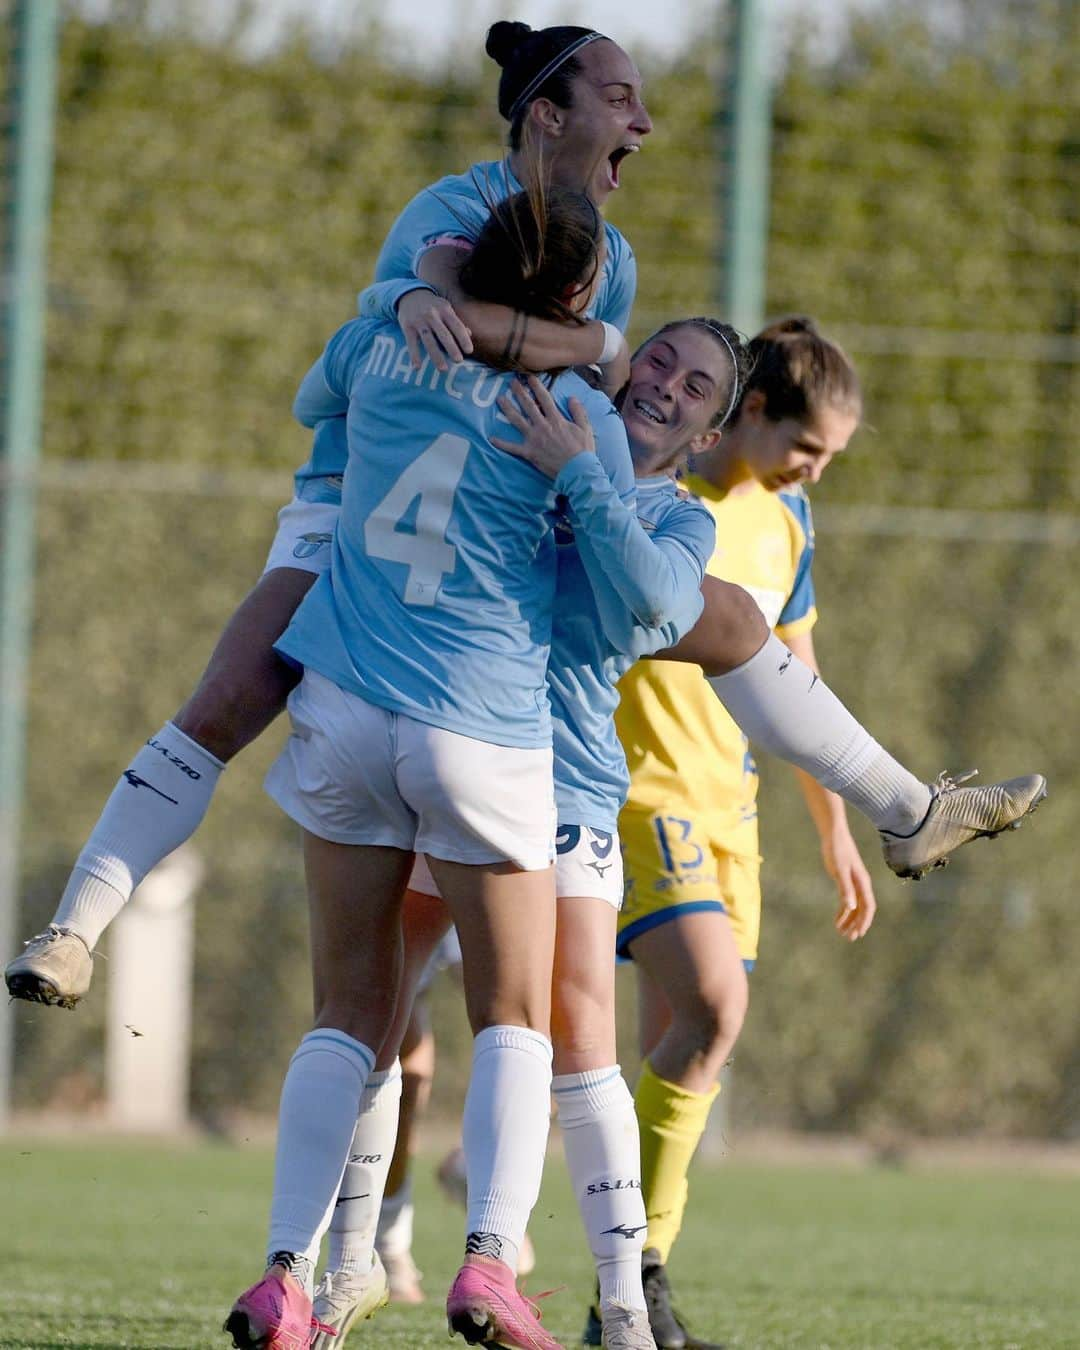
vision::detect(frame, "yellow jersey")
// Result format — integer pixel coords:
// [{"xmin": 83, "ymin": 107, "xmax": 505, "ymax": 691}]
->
[{"xmin": 615, "ymin": 474, "xmax": 818, "ymax": 855}]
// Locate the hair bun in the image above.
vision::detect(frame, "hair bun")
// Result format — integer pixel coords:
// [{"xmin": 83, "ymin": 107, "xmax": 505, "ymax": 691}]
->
[
  {"xmin": 775, "ymin": 315, "xmax": 818, "ymax": 336},
  {"xmin": 486, "ymin": 21, "xmax": 533, "ymax": 67}
]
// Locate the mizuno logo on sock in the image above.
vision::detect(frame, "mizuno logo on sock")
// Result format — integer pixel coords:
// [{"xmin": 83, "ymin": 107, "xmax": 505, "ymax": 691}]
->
[
  {"xmin": 334, "ymin": 1192, "xmax": 370, "ymax": 1205},
  {"xmin": 122, "ymin": 770, "xmax": 179, "ymax": 804},
  {"xmin": 601, "ymin": 1223, "xmax": 648, "ymax": 1239}
]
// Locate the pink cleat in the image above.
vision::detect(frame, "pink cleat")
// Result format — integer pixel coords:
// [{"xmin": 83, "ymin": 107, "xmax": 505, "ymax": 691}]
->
[
  {"xmin": 447, "ymin": 1254, "xmax": 564, "ymax": 1350},
  {"xmin": 223, "ymin": 1270, "xmax": 317, "ymax": 1350}
]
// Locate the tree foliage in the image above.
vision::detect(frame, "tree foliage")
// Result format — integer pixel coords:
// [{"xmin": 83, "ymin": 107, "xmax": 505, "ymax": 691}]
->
[{"xmin": 11, "ymin": 5, "xmax": 1079, "ymax": 1135}]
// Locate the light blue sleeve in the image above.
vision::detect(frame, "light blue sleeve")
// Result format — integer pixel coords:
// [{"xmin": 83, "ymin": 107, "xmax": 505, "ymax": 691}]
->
[
  {"xmin": 374, "ymin": 177, "xmax": 491, "ymax": 282},
  {"xmin": 555, "ymin": 455, "xmax": 713, "ymax": 642},
  {"xmin": 572, "ymin": 499, "xmax": 710, "ymax": 653},
  {"xmin": 612, "ymin": 587, "xmax": 705, "ymax": 666},
  {"xmin": 597, "ymin": 228, "xmax": 637, "ymax": 332},
  {"xmin": 293, "ymin": 356, "xmax": 347, "ymax": 428},
  {"xmin": 777, "ymin": 489, "xmax": 817, "ymax": 627},
  {"xmin": 357, "ymin": 278, "xmax": 438, "ymax": 323},
  {"xmin": 294, "ymin": 318, "xmax": 376, "ymax": 426}
]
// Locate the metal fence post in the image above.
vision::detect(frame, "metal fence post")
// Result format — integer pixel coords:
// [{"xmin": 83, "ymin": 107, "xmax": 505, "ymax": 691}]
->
[{"xmin": 0, "ymin": 0, "xmax": 61, "ymax": 1126}]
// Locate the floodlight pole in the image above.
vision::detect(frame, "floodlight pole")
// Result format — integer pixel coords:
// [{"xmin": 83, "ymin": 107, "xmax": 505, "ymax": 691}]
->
[
  {"xmin": 720, "ymin": 0, "xmax": 773, "ymax": 335},
  {"xmin": 0, "ymin": 0, "xmax": 61, "ymax": 1128}
]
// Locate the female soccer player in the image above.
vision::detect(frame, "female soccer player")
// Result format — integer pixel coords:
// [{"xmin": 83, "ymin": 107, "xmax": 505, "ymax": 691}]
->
[
  {"xmin": 5, "ymin": 20, "xmax": 652, "ymax": 1009},
  {"xmin": 469, "ymin": 318, "xmax": 1042, "ymax": 1350},
  {"xmin": 309, "ymin": 315, "xmax": 748, "ymax": 1350},
  {"xmin": 224, "ymin": 188, "xmax": 693, "ymax": 1350}
]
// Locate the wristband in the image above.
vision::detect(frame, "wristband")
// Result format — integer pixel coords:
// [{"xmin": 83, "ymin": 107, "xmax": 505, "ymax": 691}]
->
[{"xmin": 597, "ymin": 321, "xmax": 624, "ymax": 365}]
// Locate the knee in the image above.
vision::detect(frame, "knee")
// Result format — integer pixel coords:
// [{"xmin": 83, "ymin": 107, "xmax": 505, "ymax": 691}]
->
[
  {"xmin": 698, "ymin": 581, "xmax": 769, "ymax": 677},
  {"xmin": 678, "ymin": 977, "xmax": 748, "ymax": 1064},
  {"xmin": 176, "ymin": 659, "xmax": 294, "ymax": 761},
  {"xmin": 175, "ymin": 675, "xmax": 251, "ymax": 757}
]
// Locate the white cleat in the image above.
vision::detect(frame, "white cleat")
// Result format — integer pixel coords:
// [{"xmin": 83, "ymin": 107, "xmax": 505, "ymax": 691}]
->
[
  {"xmin": 4, "ymin": 925, "xmax": 94, "ymax": 1008},
  {"xmin": 601, "ymin": 1300, "xmax": 658, "ymax": 1349},
  {"xmin": 311, "ymin": 1254, "xmax": 390, "ymax": 1349},
  {"xmin": 881, "ymin": 770, "xmax": 1047, "ymax": 880}
]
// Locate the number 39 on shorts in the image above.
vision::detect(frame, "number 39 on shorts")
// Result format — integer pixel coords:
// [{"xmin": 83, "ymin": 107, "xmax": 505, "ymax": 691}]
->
[{"xmin": 364, "ymin": 433, "xmax": 469, "ymax": 606}]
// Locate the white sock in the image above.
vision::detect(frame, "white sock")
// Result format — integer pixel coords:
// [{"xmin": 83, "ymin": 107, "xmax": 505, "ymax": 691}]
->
[
  {"xmin": 709, "ymin": 634, "xmax": 931, "ymax": 834},
  {"xmin": 554, "ymin": 1067, "xmax": 647, "ymax": 1312},
  {"xmin": 325, "ymin": 1062, "xmax": 403, "ymax": 1276},
  {"xmin": 52, "ymin": 723, "xmax": 224, "ymax": 946},
  {"xmin": 267, "ymin": 1029, "xmax": 375, "ymax": 1281},
  {"xmin": 376, "ymin": 1176, "xmax": 414, "ymax": 1260},
  {"xmin": 462, "ymin": 1024, "xmax": 553, "ymax": 1272}
]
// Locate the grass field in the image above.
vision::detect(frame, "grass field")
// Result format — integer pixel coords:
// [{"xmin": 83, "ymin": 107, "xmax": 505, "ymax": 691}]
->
[{"xmin": 2, "ymin": 1137, "xmax": 1078, "ymax": 1349}]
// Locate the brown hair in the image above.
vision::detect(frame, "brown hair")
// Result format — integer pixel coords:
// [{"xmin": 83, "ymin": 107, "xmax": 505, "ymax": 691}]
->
[
  {"xmin": 459, "ymin": 184, "xmax": 603, "ymax": 333},
  {"xmin": 741, "ymin": 316, "xmax": 862, "ymax": 424},
  {"xmin": 486, "ymin": 21, "xmax": 605, "ymax": 151}
]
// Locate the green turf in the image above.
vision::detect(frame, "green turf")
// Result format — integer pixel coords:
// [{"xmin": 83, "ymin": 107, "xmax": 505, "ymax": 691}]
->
[{"xmin": 2, "ymin": 1138, "xmax": 1078, "ymax": 1348}]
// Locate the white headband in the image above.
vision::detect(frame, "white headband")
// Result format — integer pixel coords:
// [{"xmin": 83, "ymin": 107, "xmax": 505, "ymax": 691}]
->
[
  {"xmin": 699, "ymin": 322, "xmax": 742, "ymax": 428},
  {"xmin": 508, "ymin": 32, "xmax": 603, "ymax": 121}
]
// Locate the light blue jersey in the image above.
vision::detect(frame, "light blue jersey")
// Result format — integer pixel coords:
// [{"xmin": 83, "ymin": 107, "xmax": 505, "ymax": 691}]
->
[
  {"xmin": 280, "ymin": 318, "xmax": 636, "ymax": 749},
  {"xmin": 549, "ymin": 474, "xmax": 716, "ymax": 831},
  {"xmin": 293, "ymin": 159, "xmax": 637, "ymax": 502}
]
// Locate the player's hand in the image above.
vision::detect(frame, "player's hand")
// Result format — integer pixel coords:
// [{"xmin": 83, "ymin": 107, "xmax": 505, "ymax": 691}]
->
[
  {"xmin": 397, "ymin": 288, "xmax": 473, "ymax": 372},
  {"xmin": 492, "ymin": 375, "xmax": 595, "ymax": 479},
  {"xmin": 822, "ymin": 828, "xmax": 877, "ymax": 940}
]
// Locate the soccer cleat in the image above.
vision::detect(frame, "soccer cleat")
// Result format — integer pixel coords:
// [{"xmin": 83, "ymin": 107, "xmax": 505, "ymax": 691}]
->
[
  {"xmin": 599, "ymin": 1300, "xmax": 657, "ymax": 1349},
  {"xmin": 447, "ymin": 1254, "xmax": 564, "ymax": 1349},
  {"xmin": 311, "ymin": 1254, "xmax": 390, "ymax": 1347},
  {"xmin": 641, "ymin": 1249, "xmax": 724, "ymax": 1350},
  {"xmin": 224, "ymin": 1270, "xmax": 313, "ymax": 1350},
  {"xmin": 4, "ymin": 925, "xmax": 93, "ymax": 1008},
  {"xmin": 881, "ymin": 771, "xmax": 1047, "ymax": 880},
  {"xmin": 377, "ymin": 1245, "xmax": 425, "ymax": 1305}
]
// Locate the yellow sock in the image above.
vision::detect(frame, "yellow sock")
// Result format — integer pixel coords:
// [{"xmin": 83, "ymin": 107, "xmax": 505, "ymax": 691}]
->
[{"xmin": 635, "ymin": 1060, "xmax": 719, "ymax": 1264}]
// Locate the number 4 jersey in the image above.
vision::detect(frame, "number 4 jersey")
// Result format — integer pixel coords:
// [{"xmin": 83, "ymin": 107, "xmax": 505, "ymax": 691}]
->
[{"xmin": 276, "ymin": 317, "xmax": 635, "ymax": 751}]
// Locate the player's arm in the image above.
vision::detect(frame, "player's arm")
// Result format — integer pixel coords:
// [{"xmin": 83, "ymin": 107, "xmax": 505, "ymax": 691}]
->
[
  {"xmin": 492, "ymin": 376, "xmax": 710, "ymax": 636},
  {"xmin": 415, "ymin": 246, "xmax": 628, "ymax": 384},
  {"xmin": 293, "ymin": 354, "xmax": 347, "ymax": 427},
  {"xmin": 784, "ymin": 628, "xmax": 877, "ymax": 940}
]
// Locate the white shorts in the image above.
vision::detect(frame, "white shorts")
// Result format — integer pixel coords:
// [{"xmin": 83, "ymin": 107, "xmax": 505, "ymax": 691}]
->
[
  {"xmin": 408, "ymin": 821, "xmax": 623, "ymax": 910},
  {"xmin": 262, "ymin": 496, "xmax": 340, "ymax": 576},
  {"xmin": 265, "ymin": 670, "xmax": 556, "ymax": 869}
]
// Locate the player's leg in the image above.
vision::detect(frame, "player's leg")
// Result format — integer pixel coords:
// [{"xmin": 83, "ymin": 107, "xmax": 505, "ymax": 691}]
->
[
  {"xmin": 392, "ymin": 718, "xmax": 563, "ymax": 1350},
  {"xmin": 226, "ymin": 671, "xmax": 415, "ymax": 1348},
  {"xmin": 227, "ymin": 833, "xmax": 413, "ymax": 1350},
  {"xmin": 656, "ymin": 576, "xmax": 1045, "ymax": 875},
  {"xmin": 374, "ymin": 994, "xmax": 435, "ymax": 1304},
  {"xmin": 5, "ymin": 511, "xmax": 330, "ymax": 1009},
  {"xmin": 314, "ymin": 888, "xmax": 453, "ymax": 1345},
  {"xmin": 548, "ymin": 834, "xmax": 653, "ymax": 1350},
  {"xmin": 615, "ymin": 814, "xmax": 754, "ymax": 1350},
  {"xmin": 431, "ymin": 857, "xmax": 564, "ymax": 1350}
]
